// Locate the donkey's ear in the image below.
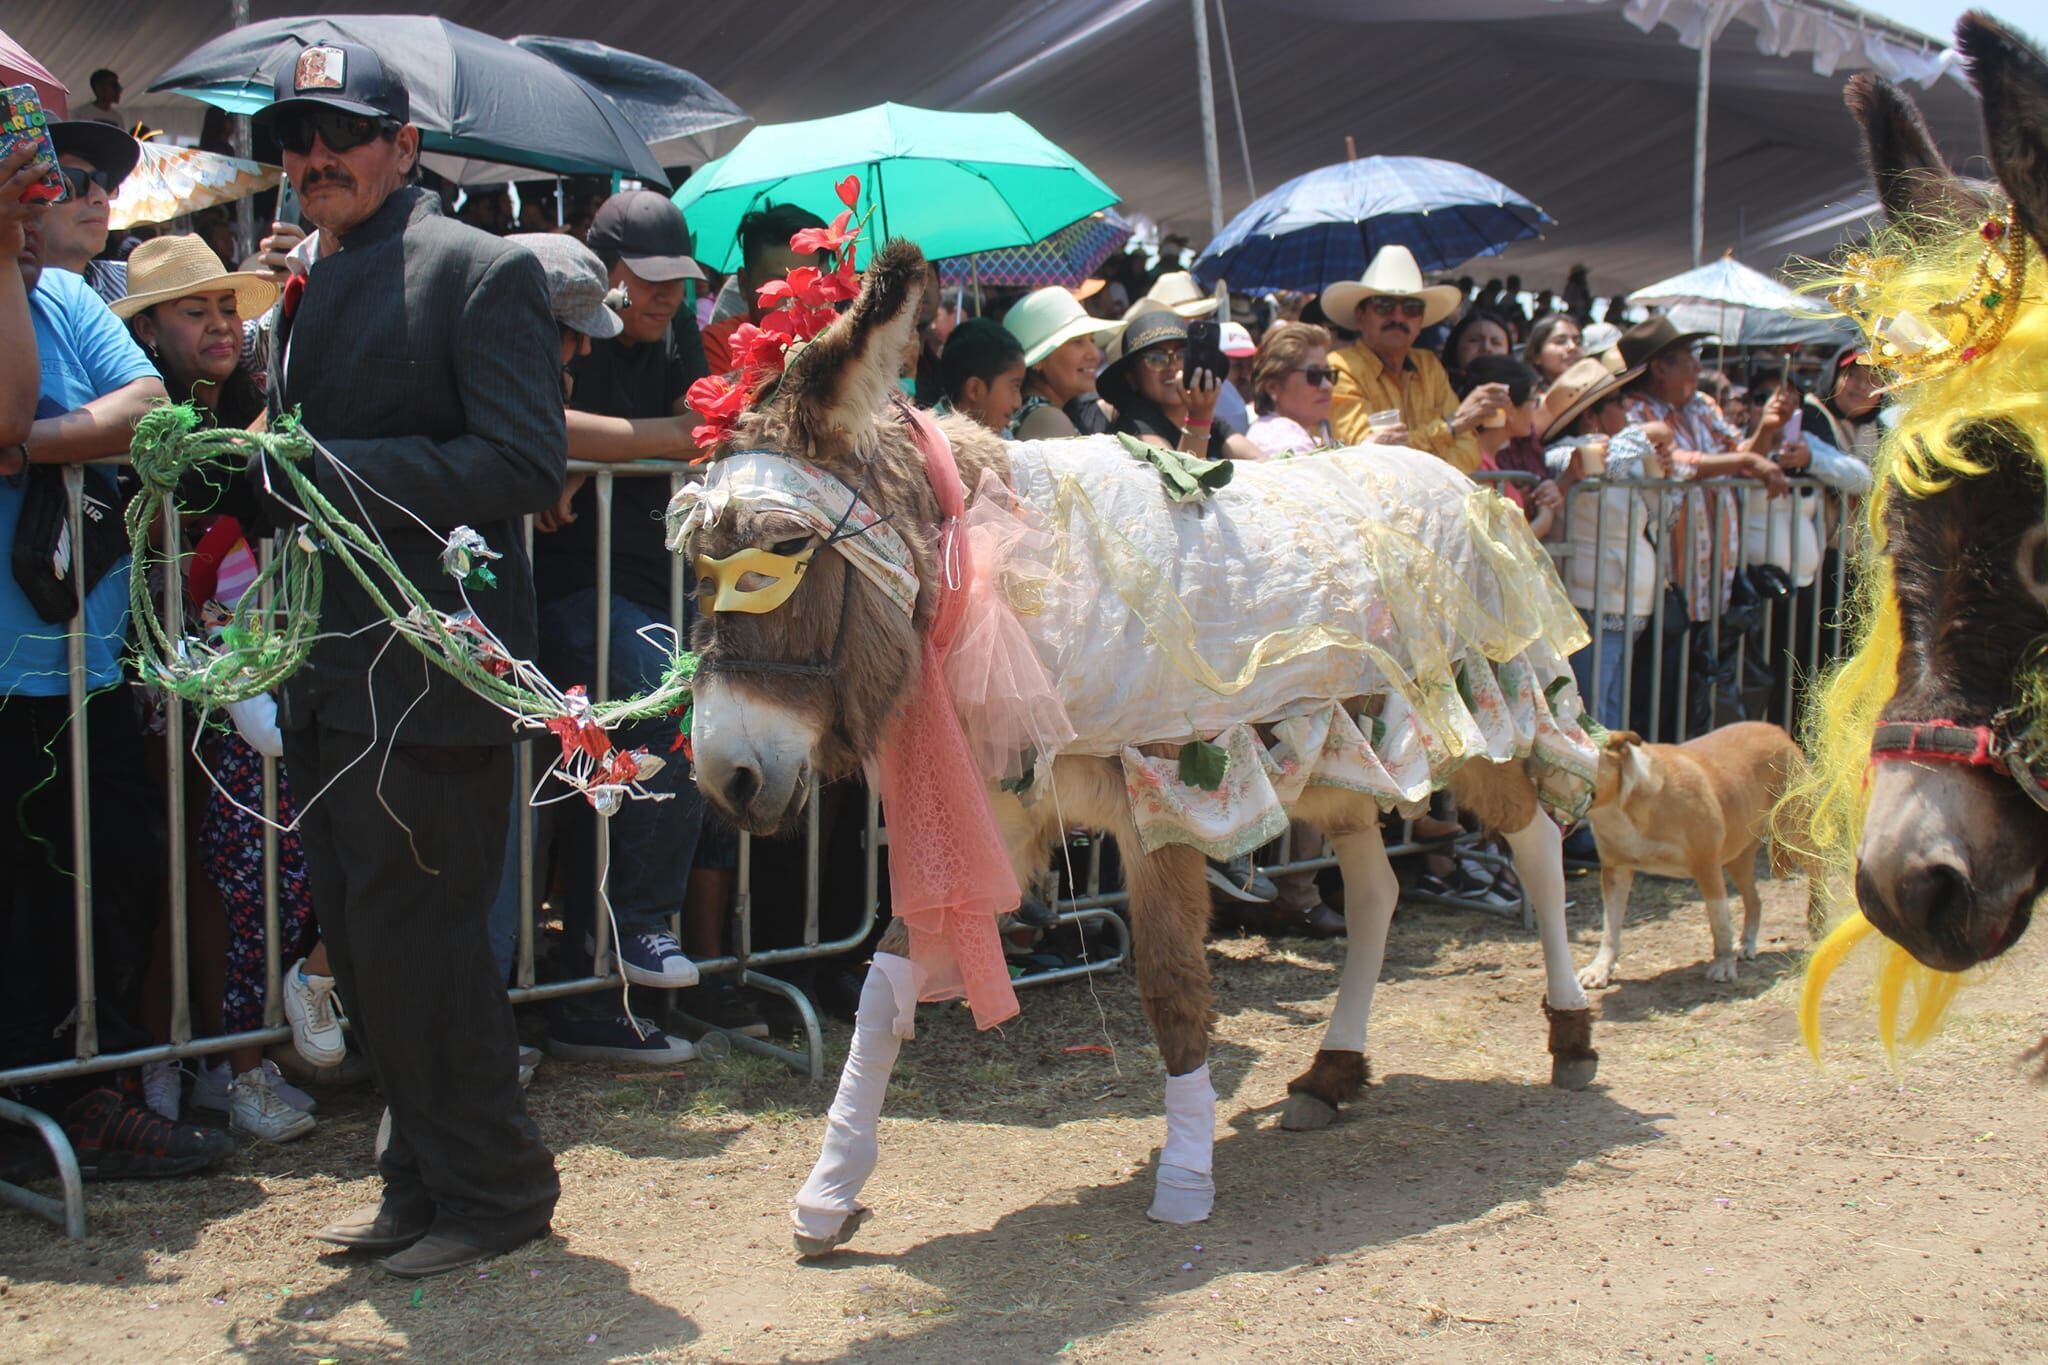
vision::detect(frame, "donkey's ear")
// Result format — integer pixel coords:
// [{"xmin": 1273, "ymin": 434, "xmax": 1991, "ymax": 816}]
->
[
  {"xmin": 1958, "ymin": 11, "xmax": 2048, "ymax": 260},
  {"xmin": 785, "ymin": 239, "xmax": 927, "ymax": 460},
  {"xmin": 1844, "ymin": 72, "xmax": 1974, "ymax": 226}
]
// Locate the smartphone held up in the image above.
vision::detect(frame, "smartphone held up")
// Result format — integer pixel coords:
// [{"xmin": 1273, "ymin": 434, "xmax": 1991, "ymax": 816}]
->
[{"xmin": 0, "ymin": 83, "xmax": 70, "ymax": 205}]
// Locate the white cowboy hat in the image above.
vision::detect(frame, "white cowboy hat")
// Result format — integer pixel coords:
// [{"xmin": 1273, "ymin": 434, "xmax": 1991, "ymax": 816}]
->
[
  {"xmin": 1318, "ymin": 245, "xmax": 1462, "ymax": 330},
  {"xmin": 1003, "ymin": 286, "xmax": 1121, "ymax": 368},
  {"xmin": 111, "ymin": 234, "xmax": 279, "ymax": 321},
  {"xmin": 1123, "ymin": 270, "xmax": 1220, "ymax": 319}
]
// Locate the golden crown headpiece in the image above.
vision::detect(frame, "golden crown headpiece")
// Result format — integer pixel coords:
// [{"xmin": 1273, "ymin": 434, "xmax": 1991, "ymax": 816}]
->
[{"xmin": 1828, "ymin": 203, "xmax": 2028, "ymax": 390}]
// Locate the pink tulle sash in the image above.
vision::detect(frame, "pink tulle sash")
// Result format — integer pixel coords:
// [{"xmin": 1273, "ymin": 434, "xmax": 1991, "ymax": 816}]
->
[
  {"xmin": 873, "ymin": 407, "xmax": 1022, "ymax": 1030},
  {"xmin": 945, "ymin": 469, "xmax": 1077, "ymax": 783}
]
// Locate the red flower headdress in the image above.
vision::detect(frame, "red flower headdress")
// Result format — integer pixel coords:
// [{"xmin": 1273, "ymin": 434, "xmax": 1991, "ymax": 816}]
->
[{"xmin": 685, "ymin": 175, "xmax": 870, "ymax": 455}]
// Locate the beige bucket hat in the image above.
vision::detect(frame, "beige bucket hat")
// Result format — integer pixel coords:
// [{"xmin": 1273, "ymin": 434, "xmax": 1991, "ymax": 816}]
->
[
  {"xmin": 1123, "ymin": 270, "xmax": 1220, "ymax": 319},
  {"xmin": 1003, "ymin": 285, "xmax": 1122, "ymax": 367}
]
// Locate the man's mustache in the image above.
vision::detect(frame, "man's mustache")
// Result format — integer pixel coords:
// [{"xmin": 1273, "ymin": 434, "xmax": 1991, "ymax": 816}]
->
[{"xmin": 299, "ymin": 167, "xmax": 356, "ymax": 191}]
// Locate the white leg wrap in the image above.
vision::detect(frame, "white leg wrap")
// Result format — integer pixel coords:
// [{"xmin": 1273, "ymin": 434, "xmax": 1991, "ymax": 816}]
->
[
  {"xmin": 1147, "ymin": 1064, "xmax": 1216, "ymax": 1224},
  {"xmin": 791, "ymin": 956, "xmax": 913, "ymax": 1241},
  {"xmin": 1504, "ymin": 814, "xmax": 1588, "ymax": 1011},
  {"xmin": 1321, "ymin": 827, "xmax": 1399, "ymax": 1054}
]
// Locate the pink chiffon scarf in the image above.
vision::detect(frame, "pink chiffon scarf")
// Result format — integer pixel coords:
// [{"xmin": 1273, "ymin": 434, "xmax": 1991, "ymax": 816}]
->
[{"xmin": 872, "ymin": 406, "xmax": 1022, "ymax": 1030}]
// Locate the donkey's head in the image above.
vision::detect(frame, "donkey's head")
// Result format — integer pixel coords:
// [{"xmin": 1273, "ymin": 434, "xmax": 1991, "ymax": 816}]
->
[
  {"xmin": 672, "ymin": 240, "xmax": 941, "ymax": 834},
  {"xmin": 1839, "ymin": 15, "xmax": 2048, "ymax": 970}
]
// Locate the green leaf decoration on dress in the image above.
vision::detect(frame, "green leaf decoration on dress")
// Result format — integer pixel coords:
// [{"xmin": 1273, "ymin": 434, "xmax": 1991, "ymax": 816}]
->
[{"xmin": 1178, "ymin": 737, "xmax": 1229, "ymax": 791}]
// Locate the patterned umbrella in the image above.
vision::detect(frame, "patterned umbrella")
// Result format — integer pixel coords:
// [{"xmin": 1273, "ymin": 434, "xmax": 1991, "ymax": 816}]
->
[
  {"xmin": 1193, "ymin": 156, "xmax": 1551, "ymax": 292},
  {"xmin": 936, "ymin": 210, "xmax": 1132, "ymax": 288},
  {"xmin": 109, "ymin": 140, "xmax": 282, "ymax": 230}
]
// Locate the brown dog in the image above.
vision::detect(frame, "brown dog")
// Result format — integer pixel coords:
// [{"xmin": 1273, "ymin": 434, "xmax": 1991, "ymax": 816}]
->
[{"xmin": 1576, "ymin": 722, "xmax": 1803, "ymax": 988}]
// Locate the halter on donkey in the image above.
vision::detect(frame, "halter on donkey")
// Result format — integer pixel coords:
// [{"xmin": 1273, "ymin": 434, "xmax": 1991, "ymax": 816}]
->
[
  {"xmin": 1794, "ymin": 14, "xmax": 2048, "ymax": 1060},
  {"xmin": 671, "ymin": 216, "xmax": 1606, "ymax": 1256}
]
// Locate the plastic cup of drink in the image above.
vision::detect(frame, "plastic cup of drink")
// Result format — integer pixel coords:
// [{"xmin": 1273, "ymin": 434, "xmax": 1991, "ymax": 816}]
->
[
  {"xmin": 1367, "ymin": 408, "xmax": 1401, "ymax": 433},
  {"xmin": 1579, "ymin": 440, "xmax": 1607, "ymax": 476}
]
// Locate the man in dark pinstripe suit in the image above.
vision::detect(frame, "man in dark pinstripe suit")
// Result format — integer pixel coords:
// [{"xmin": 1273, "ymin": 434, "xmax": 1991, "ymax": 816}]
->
[{"xmin": 253, "ymin": 43, "xmax": 564, "ymax": 1278}]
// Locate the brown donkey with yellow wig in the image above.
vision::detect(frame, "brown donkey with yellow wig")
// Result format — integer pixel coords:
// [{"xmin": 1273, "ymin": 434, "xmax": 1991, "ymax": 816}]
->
[{"xmin": 1798, "ymin": 12, "xmax": 2048, "ymax": 1050}]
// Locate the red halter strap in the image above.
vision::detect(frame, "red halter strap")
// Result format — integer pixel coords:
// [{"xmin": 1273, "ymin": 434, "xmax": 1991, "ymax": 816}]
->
[{"xmin": 1869, "ymin": 718, "xmax": 2006, "ymax": 773}]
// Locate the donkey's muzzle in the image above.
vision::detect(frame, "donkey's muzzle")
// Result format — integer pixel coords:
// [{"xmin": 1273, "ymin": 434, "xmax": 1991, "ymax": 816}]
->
[{"xmin": 1856, "ymin": 762, "xmax": 2048, "ymax": 970}]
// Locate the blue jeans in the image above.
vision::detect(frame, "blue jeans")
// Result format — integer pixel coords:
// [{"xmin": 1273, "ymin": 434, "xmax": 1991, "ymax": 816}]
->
[
  {"xmin": 1570, "ymin": 609, "xmax": 1636, "ymax": 732},
  {"xmin": 488, "ymin": 589, "xmax": 705, "ymax": 976}
]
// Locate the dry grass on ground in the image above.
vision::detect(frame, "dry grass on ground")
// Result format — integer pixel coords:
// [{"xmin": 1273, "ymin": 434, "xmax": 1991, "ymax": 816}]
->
[{"xmin": 5, "ymin": 869, "xmax": 2048, "ymax": 1362}]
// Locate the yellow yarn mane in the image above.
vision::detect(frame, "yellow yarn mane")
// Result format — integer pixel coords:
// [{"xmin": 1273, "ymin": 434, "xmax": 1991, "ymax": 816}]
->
[{"xmin": 1786, "ymin": 205, "xmax": 2048, "ymax": 1064}]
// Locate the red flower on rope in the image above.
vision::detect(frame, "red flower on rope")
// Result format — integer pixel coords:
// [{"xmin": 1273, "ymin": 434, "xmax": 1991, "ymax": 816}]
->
[{"xmin": 835, "ymin": 175, "xmax": 861, "ymax": 209}]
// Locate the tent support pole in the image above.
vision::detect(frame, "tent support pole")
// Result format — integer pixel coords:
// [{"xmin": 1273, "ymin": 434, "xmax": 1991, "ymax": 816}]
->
[
  {"xmin": 1215, "ymin": 0, "xmax": 1256, "ymax": 199},
  {"xmin": 232, "ymin": 0, "xmax": 253, "ymax": 258},
  {"xmin": 1192, "ymin": 0, "xmax": 1225, "ymax": 237},
  {"xmin": 1692, "ymin": 5, "xmax": 1723, "ymax": 268}
]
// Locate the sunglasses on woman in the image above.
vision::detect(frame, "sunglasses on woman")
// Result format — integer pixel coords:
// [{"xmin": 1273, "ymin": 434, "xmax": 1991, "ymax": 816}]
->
[
  {"xmin": 275, "ymin": 108, "xmax": 399, "ymax": 156},
  {"xmin": 1295, "ymin": 365, "xmax": 1335, "ymax": 386},
  {"xmin": 1365, "ymin": 297, "xmax": 1427, "ymax": 319},
  {"xmin": 1137, "ymin": 344, "xmax": 1187, "ymax": 371},
  {"xmin": 59, "ymin": 166, "xmax": 118, "ymax": 199}
]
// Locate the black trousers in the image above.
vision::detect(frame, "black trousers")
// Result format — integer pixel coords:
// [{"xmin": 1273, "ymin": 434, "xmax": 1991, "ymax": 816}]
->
[
  {"xmin": 283, "ymin": 723, "xmax": 558, "ymax": 1249},
  {"xmin": 1, "ymin": 688, "xmax": 161, "ymax": 1103}
]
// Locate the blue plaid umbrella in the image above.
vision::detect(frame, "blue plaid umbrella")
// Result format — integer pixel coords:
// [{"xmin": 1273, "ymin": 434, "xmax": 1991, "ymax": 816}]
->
[{"xmin": 1193, "ymin": 156, "xmax": 1551, "ymax": 292}]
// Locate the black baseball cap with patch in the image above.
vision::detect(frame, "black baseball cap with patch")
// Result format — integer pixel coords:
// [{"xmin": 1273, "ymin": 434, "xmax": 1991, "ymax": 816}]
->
[{"xmin": 252, "ymin": 40, "xmax": 410, "ymax": 129}]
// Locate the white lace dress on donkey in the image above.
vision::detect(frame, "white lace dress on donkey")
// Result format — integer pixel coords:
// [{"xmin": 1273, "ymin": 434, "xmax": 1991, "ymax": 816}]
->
[{"xmin": 955, "ymin": 436, "xmax": 1599, "ymax": 849}]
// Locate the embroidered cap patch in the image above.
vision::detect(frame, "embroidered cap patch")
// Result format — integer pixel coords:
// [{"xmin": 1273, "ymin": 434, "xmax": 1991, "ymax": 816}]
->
[{"xmin": 295, "ymin": 46, "xmax": 347, "ymax": 92}]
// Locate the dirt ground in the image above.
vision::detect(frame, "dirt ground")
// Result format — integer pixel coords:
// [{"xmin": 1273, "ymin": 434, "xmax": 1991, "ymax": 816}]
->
[{"xmin": 5, "ymin": 868, "xmax": 2048, "ymax": 1363}]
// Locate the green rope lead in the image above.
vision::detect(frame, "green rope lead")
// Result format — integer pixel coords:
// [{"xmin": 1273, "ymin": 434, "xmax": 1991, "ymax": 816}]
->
[{"xmin": 125, "ymin": 403, "xmax": 698, "ymax": 757}]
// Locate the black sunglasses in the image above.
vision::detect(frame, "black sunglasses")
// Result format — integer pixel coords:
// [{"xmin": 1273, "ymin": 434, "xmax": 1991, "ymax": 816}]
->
[
  {"xmin": 1296, "ymin": 364, "xmax": 1335, "ymax": 386},
  {"xmin": 1366, "ymin": 297, "xmax": 1428, "ymax": 319},
  {"xmin": 59, "ymin": 165, "xmax": 118, "ymax": 198},
  {"xmin": 275, "ymin": 107, "xmax": 398, "ymax": 156}
]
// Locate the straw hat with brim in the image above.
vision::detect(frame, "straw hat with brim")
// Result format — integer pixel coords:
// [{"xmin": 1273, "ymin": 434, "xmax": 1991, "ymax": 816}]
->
[
  {"xmin": 1617, "ymin": 315, "xmax": 1711, "ymax": 372},
  {"xmin": 1004, "ymin": 285, "xmax": 1122, "ymax": 367},
  {"xmin": 1123, "ymin": 270, "xmax": 1219, "ymax": 319},
  {"xmin": 1539, "ymin": 356, "xmax": 1642, "ymax": 438},
  {"xmin": 111, "ymin": 235, "xmax": 280, "ymax": 321},
  {"xmin": 1103, "ymin": 309, "xmax": 1190, "ymax": 369},
  {"xmin": 1319, "ymin": 245, "xmax": 1462, "ymax": 330}
]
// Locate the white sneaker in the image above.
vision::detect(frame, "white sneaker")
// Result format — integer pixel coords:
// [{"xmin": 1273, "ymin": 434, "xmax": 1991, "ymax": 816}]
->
[
  {"xmin": 140, "ymin": 1061, "xmax": 183, "ymax": 1120},
  {"xmin": 228, "ymin": 1064, "xmax": 316, "ymax": 1142},
  {"xmin": 193, "ymin": 1059, "xmax": 232, "ymax": 1113},
  {"xmin": 517, "ymin": 1045, "xmax": 543, "ymax": 1088},
  {"xmin": 257, "ymin": 1058, "xmax": 317, "ymax": 1114},
  {"xmin": 283, "ymin": 960, "xmax": 346, "ymax": 1067}
]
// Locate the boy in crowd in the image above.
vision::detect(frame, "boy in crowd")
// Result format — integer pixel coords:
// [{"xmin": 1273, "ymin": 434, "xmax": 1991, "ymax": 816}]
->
[{"xmin": 936, "ymin": 317, "xmax": 1026, "ymax": 433}]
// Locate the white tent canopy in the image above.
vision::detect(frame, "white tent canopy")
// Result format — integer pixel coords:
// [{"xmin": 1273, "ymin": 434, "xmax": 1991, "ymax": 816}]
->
[
  {"xmin": 19, "ymin": 0, "xmax": 1983, "ymax": 290},
  {"xmin": 1630, "ymin": 253, "xmax": 1852, "ymax": 343}
]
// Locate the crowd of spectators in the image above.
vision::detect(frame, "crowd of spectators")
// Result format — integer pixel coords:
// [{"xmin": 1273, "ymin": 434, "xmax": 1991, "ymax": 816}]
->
[{"xmin": 4, "ymin": 46, "xmax": 1880, "ymax": 1267}]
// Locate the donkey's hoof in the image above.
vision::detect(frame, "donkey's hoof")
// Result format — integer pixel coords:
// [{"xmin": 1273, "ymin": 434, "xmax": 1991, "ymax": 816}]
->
[
  {"xmin": 793, "ymin": 1205, "xmax": 870, "ymax": 1260},
  {"xmin": 1279, "ymin": 1091, "xmax": 1340, "ymax": 1131},
  {"xmin": 1550, "ymin": 1054, "xmax": 1599, "ymax": 1091},
  {"xmin": 1146, "ymin": 1164, "xmax": 1214, "ymax": 1224}
]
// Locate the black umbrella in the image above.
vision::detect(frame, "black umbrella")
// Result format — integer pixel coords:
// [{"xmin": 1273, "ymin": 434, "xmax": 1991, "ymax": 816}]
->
[
  {"xmin": 149, "ymin": 15, "xmax": 668, "ymax": 187},
  {"xmin": 510, "ymin": 35, "xmax": 748, "ymax": 171}
]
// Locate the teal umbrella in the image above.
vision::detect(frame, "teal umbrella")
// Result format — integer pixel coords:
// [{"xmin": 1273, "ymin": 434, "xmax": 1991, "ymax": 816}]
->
[{"xmin": 672, "ymin": 102, "xmax": 1116, "ymax": 272}]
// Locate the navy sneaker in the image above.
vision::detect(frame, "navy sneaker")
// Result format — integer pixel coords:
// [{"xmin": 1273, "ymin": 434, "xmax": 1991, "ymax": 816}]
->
[
  {"xmin": 547, "ymin": 1013, "xmax": 697, "ymax": 1065},
  {"xmin": 587, "ymin": 929, "xmax": 700, "ymax": 989},
  {"xmin": 62, "ymin": 1087, "xmax": 235, "ymax": 1180}
]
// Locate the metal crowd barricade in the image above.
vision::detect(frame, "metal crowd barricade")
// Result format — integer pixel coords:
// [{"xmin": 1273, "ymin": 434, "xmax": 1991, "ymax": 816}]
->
[{"xmin": 0, "ymin": 458, "xmax": 1126, "ymax": 1239}]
